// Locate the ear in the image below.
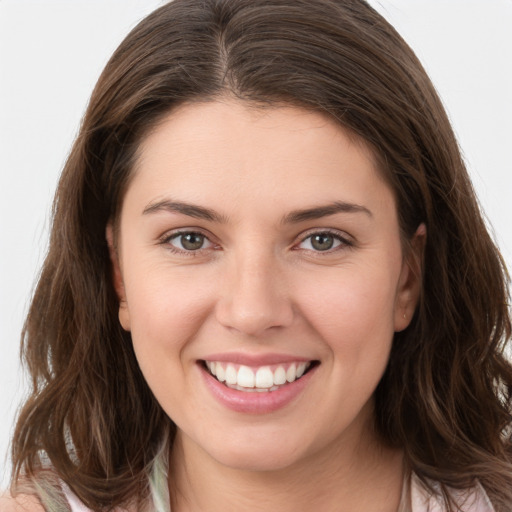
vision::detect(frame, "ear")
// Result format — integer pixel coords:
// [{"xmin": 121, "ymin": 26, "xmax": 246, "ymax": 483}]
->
[
  {"xmin": 106, "ymin": 223, "xmax": 131, "ymax": 331},
  {"xmin": 394, "ymin": 223, "xmax": 426, "ymax": 332}
]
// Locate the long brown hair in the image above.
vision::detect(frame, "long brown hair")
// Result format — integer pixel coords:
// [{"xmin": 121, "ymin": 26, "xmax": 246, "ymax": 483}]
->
[{"xmin": 11, "ymin": 0, "xmax": 512, "ymax": 510}]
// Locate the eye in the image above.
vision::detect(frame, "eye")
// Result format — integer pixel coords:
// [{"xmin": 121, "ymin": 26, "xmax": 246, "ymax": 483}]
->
[
  {"xmin": 167, "ymin": 231, "xmax": 214, "ymax": 252},
  {"xmin": 297, "ymin": 231, "xmax": 350, "ymax": 252}
]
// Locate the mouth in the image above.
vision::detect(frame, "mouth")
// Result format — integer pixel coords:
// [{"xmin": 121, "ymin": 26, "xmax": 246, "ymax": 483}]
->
[{"xmin": 201, "ymin": 360, "xmax": 319, "ymax": 393}]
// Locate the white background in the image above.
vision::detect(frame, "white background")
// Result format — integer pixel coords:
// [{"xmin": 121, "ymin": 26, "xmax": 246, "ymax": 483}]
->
[{"xmin": 1, "ymin": 0, "xmax": 511, "ymax": 487}]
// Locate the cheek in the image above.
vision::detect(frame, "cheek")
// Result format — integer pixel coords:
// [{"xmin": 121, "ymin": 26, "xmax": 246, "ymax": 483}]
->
[
  {"xmin": 122, "ymin": 265, "xmax": 216, "ymax": 371},
  {"xmin": 294, "ymin": 264, "xmax": 398, "ymax": 355},
  {"xmin": 123, "ymin": 271, "xmax": 218, "ymax": 419}
]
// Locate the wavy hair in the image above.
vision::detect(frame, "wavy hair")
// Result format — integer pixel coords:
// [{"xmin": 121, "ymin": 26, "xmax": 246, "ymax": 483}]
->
[{"xmin": 11, "ymin": 0, "xmax": 512, "ymax": 510}]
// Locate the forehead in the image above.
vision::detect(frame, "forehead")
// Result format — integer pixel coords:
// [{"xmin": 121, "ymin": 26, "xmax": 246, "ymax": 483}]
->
[{"xmin": 123, "ymin": 99, "xmax": 394, "ymax": 222}]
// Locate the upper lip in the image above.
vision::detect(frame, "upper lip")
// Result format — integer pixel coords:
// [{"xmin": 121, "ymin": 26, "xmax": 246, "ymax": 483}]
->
[{"xmin": 200, "ymin": 352, "xmax": 315, "ymax": 367}]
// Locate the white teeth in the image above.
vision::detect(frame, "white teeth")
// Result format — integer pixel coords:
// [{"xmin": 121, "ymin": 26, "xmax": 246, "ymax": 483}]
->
[
  {"xmin": 255, "ymin": 366, "xmax": 274, "ymax": 388},
  {"xmin": 225, "ymin": 364, "xmax": 237, "ymax": 385},
  {"xmin": 237, "ymin": 365, "xmax": 255, "ymax": 388},
  {"xmin": 215, "ymin": 364, "xmax": 226, "ymax": 382},
  {"xmin": 286, "ymin": 363, "xmax": 296, "ymax": 383},
  {"xmin": 206, "ymin": 361, "xmax": 313, "ymax": 390},
  {"xmin": 225, "ymin": 383, "xmax": 280, "ymax": 392},
  {"xmin": 297, "ymin": 363, "xmax": 307, "ymax": 378},
  {"xmin": 273, "ymin": 366, "xmax": 287, "ymax": 385}
]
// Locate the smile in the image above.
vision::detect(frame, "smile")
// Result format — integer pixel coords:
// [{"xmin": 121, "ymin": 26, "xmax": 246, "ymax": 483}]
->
[
  {"xmin": 204, "ymin": 361, "xmax": 312, "ymax": 392},
  {"xmin": 200, "ymin": 358, "xmax": 319, "ymax": 413}
]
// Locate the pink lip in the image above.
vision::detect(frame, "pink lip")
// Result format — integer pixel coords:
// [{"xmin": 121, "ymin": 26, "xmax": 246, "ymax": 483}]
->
[
  {"xmin": 201, "ymin": 352, "xmax": 313, "ymax": 366},
  {"xmin": 199, "ymin": 361, "xmax": 318, "ymax": 414}
]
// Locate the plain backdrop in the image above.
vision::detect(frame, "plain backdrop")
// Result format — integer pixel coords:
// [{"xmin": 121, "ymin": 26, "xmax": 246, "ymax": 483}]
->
[{"xmin": 1, "ymin": 0, "xmax": 511, "ymax": 486}]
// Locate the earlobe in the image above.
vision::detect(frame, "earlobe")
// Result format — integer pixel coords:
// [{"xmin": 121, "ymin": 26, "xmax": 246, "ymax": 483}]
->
[
  {"xmin": 106, "ymin": 224, "xmax": 131, "ymax": 331},
  {"xmin": 394, "ymin": 223, "xmax": 426, "ymax": 332}
]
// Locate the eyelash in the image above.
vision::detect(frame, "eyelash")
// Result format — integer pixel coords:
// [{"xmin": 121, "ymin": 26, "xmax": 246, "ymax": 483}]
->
[
  {"xmin": 159, "ymin": 229, "xmax": 353, "ymax": 256},
  {"xmin": 160, "ymin": 230, "xmax": 217, "ymax": 256},
  {"xmin": 295, "ymin": 229, "xmax": 353, "ymax": 254}
]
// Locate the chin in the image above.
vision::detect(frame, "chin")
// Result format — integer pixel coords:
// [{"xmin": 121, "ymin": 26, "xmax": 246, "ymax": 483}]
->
[
  {"xmin": 203, "ymin": 430, "xmax": 308, "ymax": 473},
  {"xmin": 213, "ymin": 448, "xmax": 302, "ymax": 473}
]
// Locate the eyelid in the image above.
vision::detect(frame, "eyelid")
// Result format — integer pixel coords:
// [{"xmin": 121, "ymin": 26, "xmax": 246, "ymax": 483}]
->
[
  {"xmin": 157, "ymin": 227, "xmax": 353, "ymax": 256},
  {"xmin": 294, "ymin": 228, "xmax": 354, "ymax": 252},
  {"xmin": 159, "ymin": 228, "xmax": 219, "ymax": 255}
]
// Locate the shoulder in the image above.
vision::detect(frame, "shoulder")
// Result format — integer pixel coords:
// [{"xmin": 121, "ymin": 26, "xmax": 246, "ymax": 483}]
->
[
  {"xmin": 410, "ymin": 473, "xmax": 495, "ymax": 512},
  {"xmin": 0, "ymin": 493, "xmax": 45, "ymax": 512}
]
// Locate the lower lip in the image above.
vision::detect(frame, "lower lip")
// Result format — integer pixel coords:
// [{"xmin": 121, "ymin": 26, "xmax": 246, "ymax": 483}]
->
[{"xmin": 200, "ymin": 363, "xmax": 317, "ymax": 414}]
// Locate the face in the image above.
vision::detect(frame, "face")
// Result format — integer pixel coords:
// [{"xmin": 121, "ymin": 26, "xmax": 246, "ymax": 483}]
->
[{"xmin": 109, "ymin": 100, "xmax": 422, "ymax": 472}]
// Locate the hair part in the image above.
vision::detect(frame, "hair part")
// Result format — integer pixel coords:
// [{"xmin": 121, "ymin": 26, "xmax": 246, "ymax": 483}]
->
[{"xmin": 11, "ymin": 1, "xmax": 512, "ymax": 510}]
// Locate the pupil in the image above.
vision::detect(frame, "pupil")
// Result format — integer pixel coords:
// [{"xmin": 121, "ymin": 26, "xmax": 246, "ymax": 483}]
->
[
  {"xmin": 182, "ymin": 233, "xmax": 204, "ymax": 250},
  {"xmin": 312, "ymin": 234, "xmax": 333, "ymax": 251}
]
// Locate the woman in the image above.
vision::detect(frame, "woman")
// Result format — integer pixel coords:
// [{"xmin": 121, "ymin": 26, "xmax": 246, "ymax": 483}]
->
[{"xmin": 4, "ymin": 0, "xmax": 511, "ymax": 510}]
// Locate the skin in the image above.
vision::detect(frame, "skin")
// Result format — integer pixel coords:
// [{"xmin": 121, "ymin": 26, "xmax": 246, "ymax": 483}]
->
[
  {"xmin": 107, "ymin": 99, "xmax": 425, "ymax": 512},
  {"xmin": 0, "ymin": 493, "xmax": 45, "ymax": 512}
]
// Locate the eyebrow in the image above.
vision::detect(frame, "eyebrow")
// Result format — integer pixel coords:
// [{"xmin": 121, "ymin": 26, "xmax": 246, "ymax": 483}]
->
[
  {"xmin": 142, "ymin": 200, "xmax": 228, "ymax": 223},
  {"xmin": 282, "ymin": 201, "xmax": 372, "ymax": 224},
  {"xmin": 142, "ymin": 199, "xmax": 372, "ymax": 224}
]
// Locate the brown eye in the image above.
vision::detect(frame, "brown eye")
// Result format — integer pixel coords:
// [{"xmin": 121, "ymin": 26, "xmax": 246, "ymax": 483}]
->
[{"xmin": 169, "ymin": 232, "xmax": 210, "ymax": 251}]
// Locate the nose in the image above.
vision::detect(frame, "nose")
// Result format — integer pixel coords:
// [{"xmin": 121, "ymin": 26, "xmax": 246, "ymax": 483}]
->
[{"xmin": 215, "ymin": 251, "xmax": 294, "ymax": 337}]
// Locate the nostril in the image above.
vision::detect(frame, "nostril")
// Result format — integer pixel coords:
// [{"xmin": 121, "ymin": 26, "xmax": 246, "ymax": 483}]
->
[
  {"xmin": 214, "ymin": 267, "xmax": 294, "ymax": 336},
  {"xmin": 214, "ymin": 298, "xmax": 294, "ymax": 336}
]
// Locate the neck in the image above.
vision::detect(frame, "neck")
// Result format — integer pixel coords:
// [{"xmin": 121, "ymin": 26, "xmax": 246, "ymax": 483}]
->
[{"xmin": 168, "ymin": 419, "xmax": 404, "ymax": 512}]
